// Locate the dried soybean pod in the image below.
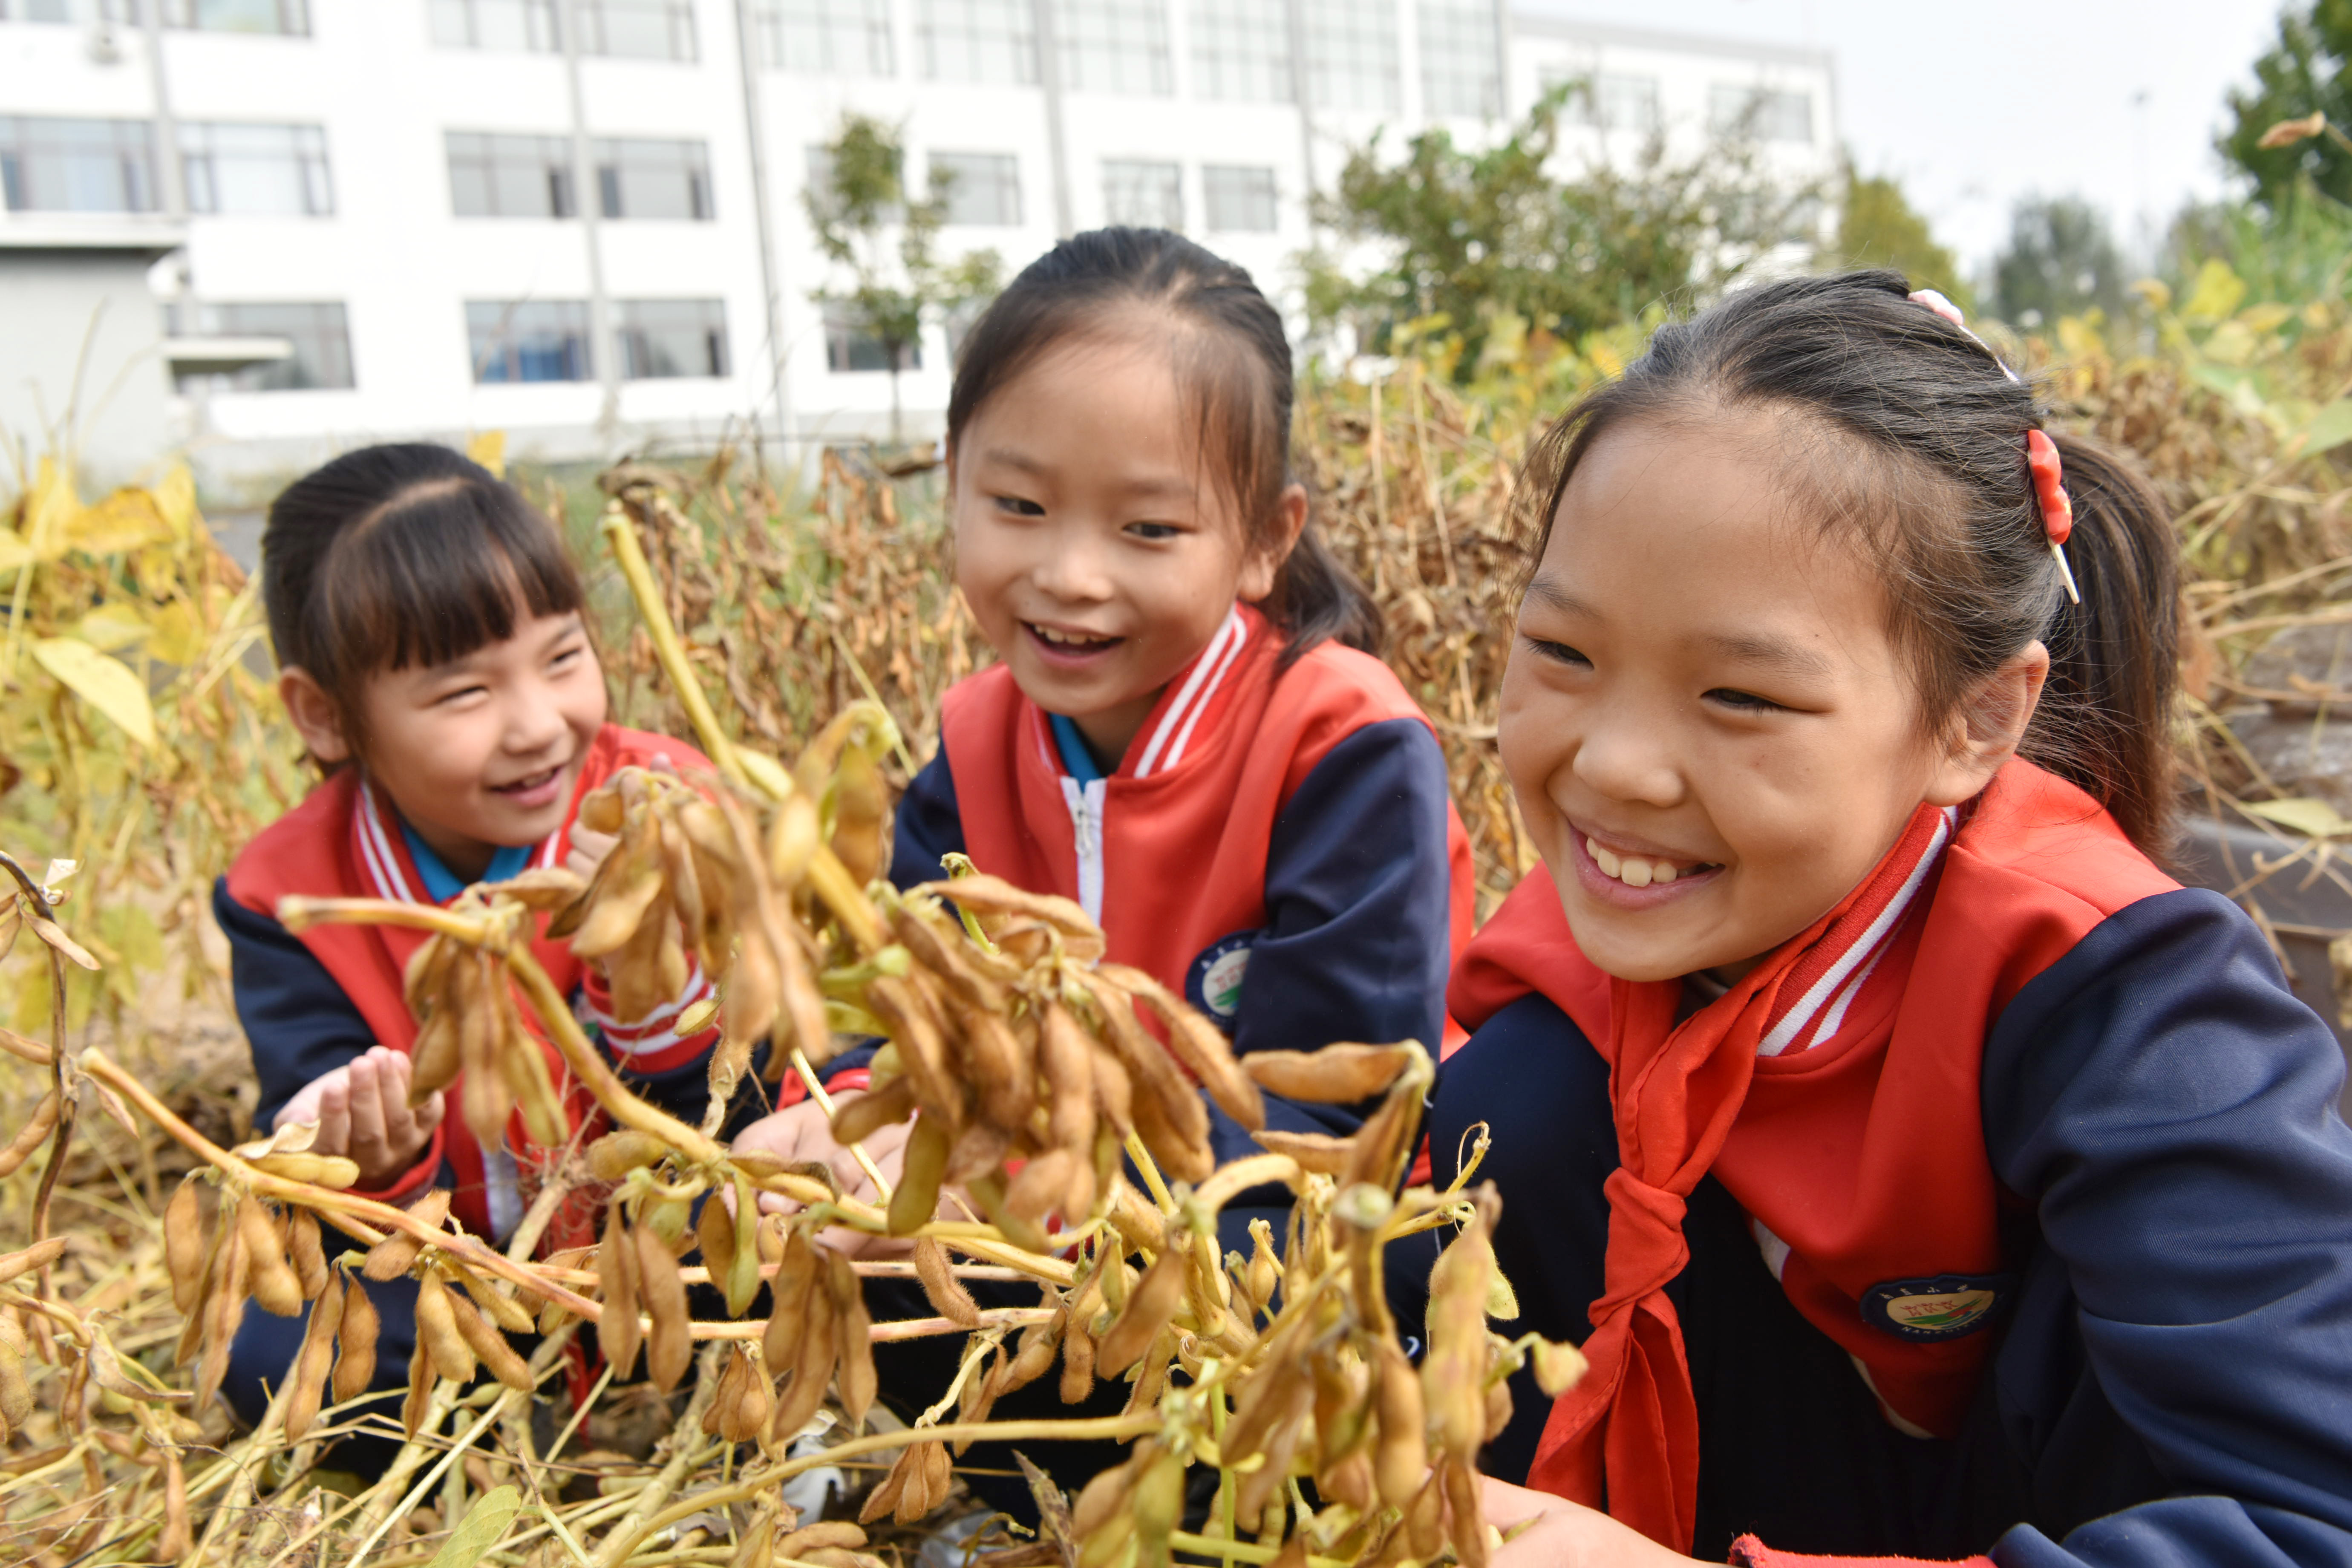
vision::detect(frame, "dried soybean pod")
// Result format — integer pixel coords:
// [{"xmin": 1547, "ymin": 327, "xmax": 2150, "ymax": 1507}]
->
[
  {"xmin": 0, "ymin": 1327, "xmax": 32, "ymax": 1430},
  {"xmin": 1244, "ymin": 1219, "xmax": 1281, "ymax": 1314},
  {"xmin": 827, "ymin": 1251, "xmax": 876, "ymax": 1425},
  {"xmin": 725, "ymin": 1347, "xmax": 772, "ymax": 1442},
  {"xmin": 770, "ymin": 1281, "xmax": 837, "ymax": 1442},
  {"xmin": 888, "ymin": 1114, "xmax": 950, "ymax": 1236},
  {"xmin": 778, "ymin": 1522, "xmax": 870, "ymax": 1557},
  {"xmin": 361, "ymin": 1188, "xmax": 451, "ymax": 1282},
  {"xmin": 400, "ymin": 1339, "xmax": 435, "ymax": 1435},
  {"xmin": 239, "ymin": 1197, "xmax": 304, "ymax": 1317},
  {"xmin": 287, "ymin": 1208, "xmax": 329, "ymax": 1301},
  {"xmin": 696, "ymin": 1189, "xmax": 738, "ymax": 1300},
  {"xmin": 1003, "ymin": 1147, "xmax": 1076, "ymax": 1228},
  {"xmin": 997, "ymin": 1308, "xmax": 1063, "ymax": 1398},
  {"xmin": 456, "ymin": 1267, "xmax": 536, "ymax": 1335},
  {"xmin": 283, "ymin": 1274, "xmax": 345, "ymax": 1441},
  {"xmin": 762, "ymin": 1228, "xmax": 819, "ymax": 1369},
  {"xmin": 1372, "ymin": 1337, "xmax": 1428, "ymax": 1508},
  {"xmin": 1037, "ymin": 1001, "xmax": 1097, "ymax": 1153},
  {"xmin": 859, "ymin": 1442, "xmax": 917, "ymax": 1525},
  {"xmin": 193, "ymin": 1214, "xmax": 251, "ymax": 1408},
  {"xmin": 597, "ymin": 1202, "xmax": 644, "ymax": 1380},
  {"xmin": 413, "ymin": 1273, "xmax": 476, "ymax": 1386},
  {"xmin": 1130, "ymin": 1086, "xmax": 1214, "ymax": 1185},
  {"xmin": 409, "ymin": 1005, "xmax": 462, "ymax": 1099},
  {"xmin": 1089, "ymin": 1041, "xmax": 1133, "ymax": 1136},
  {"xmin": 1249, "ymin": 1129, "xmax": 1356, "ymax": 1177},
  {"xmin": 866, "ymin": 975, "xmax": 957, "ymax": 1115},
  {"xmin": 588, "ymin": 1129, "xmax": 671, "ymax": 1183},
  {"xmin": 911, "ymin": 1237, "xmax": 980, "ymax": 1329},
  {"xmin": 1059, "ymin": 1299, "xmax": 1097, "ymax": 1405},
  {"xmin": 1443, "ymin": 1455, "xmax": 1488, "ymax": 1568},
  {"xmin": 956, "ymin": 1004, "xmax": 1035, "ymax": 1130},
  {"xmin": 333, "ymin": 1277, "xmax": 380, "ymax": 1403},
  {"xmin": 448, "ymin": 1287, "xmax": 533, "ymax": 1392},
  {"xmin": 635, "ymin": 1219, "xmax": 693, "ymax": 1392},
  {"xmin": 1095, "ymin": 1244, "xmax": 1184, "ymax": 1377},
  {"xmin": 163, "ymin": 1177, "xmax": 207, "ymax": 1314},
  {"xmin": 1484, "ymin": 1363, "xmax": 1513, "ymax": 1442},
  {"xmin": 1404, "ymin": 1470, "xmax": 1447, "ymax": 1560},
  {"xmin": 830, "ymin": 1076, "xmax": 916, "ymax": 1146},
  {"xmin": 1242, "ymin": 1043, "xmax": 1418, "ymax": 1104},
  {"xmin": 1101, "ymin": 963, "xmax": 1266, "ymax": 1131},
  {"xmin": 0, "ymin": 1090, "xmax": 58, "ymax": 1178}
]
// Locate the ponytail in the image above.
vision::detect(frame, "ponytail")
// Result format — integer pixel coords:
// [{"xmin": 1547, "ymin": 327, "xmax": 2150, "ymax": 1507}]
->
[
  {"xmin": 2022, "ymin": 435, "xmax": 2179, "ymax": 855},
  {"xmin": 1268, "ymin": 518, "xmax": 1384, "ymax": 665}
]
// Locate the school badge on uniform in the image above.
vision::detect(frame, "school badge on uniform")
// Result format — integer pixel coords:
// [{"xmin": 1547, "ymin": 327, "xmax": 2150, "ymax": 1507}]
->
[
  {"xmin": 1861, "ymin": 1274, "xmax": 2011, "ymax": 1341},
  {"xmin": 1186, "ymin": 931, "xmax": 1260, "ymax": 1034}
]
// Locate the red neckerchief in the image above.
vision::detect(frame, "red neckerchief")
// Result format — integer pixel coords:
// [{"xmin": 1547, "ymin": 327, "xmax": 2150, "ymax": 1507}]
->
[{"xmin": 1448, "ymin": 763, "xmax": 2178, "ymax": 1550}]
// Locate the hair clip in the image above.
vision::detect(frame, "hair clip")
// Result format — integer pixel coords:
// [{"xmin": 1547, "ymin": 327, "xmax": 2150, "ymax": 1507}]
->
[
  {"xmin": 2025, "ymin": 429, "xmax": 2081, "ymax": 605},
  {"xmin": 1907, "ymin": 288, "xmax": 2023, "ymax": 386}
]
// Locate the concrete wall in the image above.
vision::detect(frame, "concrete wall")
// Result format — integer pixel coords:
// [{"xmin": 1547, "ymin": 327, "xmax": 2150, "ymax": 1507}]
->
[{"xmin": 0, "ymin": 243, "xmax": 177, "ymax": 493}]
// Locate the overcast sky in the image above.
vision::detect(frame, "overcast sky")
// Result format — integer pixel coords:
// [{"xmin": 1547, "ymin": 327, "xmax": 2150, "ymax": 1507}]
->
[{"xmin": 1518, "ymin": 0, "xmax": 2291, "ymax": 278}]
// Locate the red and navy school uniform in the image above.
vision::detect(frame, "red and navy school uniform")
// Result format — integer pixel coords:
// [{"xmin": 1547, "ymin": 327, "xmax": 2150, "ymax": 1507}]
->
[
  {"xmin": 869, "ymin": 605, "xmax": 1475, "ymax": 1170},
  {"xmin": 214, "ymin": 723, "xmax": 728, "ymax": 1241},
  {"xmin": 1389, "ymin": 761, "xmax": 2352, "ymax": 1568}
]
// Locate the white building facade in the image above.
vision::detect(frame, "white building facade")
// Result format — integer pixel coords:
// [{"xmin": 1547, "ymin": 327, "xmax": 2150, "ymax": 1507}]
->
[{"xmin": 0, "ymin": 0, "xmax": 1835, "ymax": 486}]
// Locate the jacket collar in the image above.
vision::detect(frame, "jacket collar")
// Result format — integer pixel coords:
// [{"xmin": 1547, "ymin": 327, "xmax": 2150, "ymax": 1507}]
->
[
  {"xmin": 351, "ymin": 775, "xmax": 562, "ymax": 906},
  {"xmin": 1119, "ymin": 605, "xmax": 1260, "ymax": 781}
]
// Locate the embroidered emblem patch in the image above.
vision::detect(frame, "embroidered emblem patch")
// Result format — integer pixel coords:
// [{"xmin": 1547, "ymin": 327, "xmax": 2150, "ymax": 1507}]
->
[
  {"xmin": 1185, "ymin": 931, "xmax": 1260, "ymax": 1032},
  {"xmin": 1861, "ymin": 1274, "xmax": 2010, "ymax": 1341}
]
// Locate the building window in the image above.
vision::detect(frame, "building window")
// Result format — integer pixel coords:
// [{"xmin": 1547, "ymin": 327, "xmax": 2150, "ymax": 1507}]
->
[
  {"xmin": 917, "ymin": 0, "xmax": 1032, "ymax": 85},
  {"xmin": 162, "ymin": 0, "xmax": 308, "ymax": 32},
  {"xmin": 1417, "ymin": 0, "xmax": 1495, "ymax": 118},
  {"xmin": 179, "ymin": 122, "xmax": 332, "ymax": 215},
  {"xmin": 1302, "ymin": 0, "xmax": 1397, "ymax": 114},
  {"xmin": 467, "ymin": 300, "xmax": 591, "ymax": 382},
  {"xmin": 1547, "ymin": 69, "xmax": 1660, "ymax": 134},
  {"xmin": 0, "ymin": 117, "xmax": 157, "ymax": 212},
  {"xmin": 1102, "ymin": 159, "xmax": 1179, "ymax": 230},
  {"xmin": 619, "ymin": 298, "xmax": 728, "ymax": 378},
  {"xmin": 1187, "ymin": 0, "xmax": 1288, "ymax": 102},
  {"xmin": 1052, "ymin": 0, "xmax": 1169, "ymax": 95},
  {"xmin": 429, "ymin": 0, "xmax": 559, "ymax": 51},
  {"xmin": 596, "ymin": 137, "xmax": 710, "ymax": 219},
  {"xmin": 1709, "ymin": 84, "xmax": 1812, "ymax": 144},
  {"xmin": 755, "ymin": 0, "xmax": 891, "ymax": 74},
  {"xmin": 931, "ymin": 150, "xmax": 1020, "ymax": 225},
  {"xmin": 1201, "ymin": 164, "xmax": 1274, "ymax": 232},
  {"xmin": 447, "ymin": 131, "xmax": 574, "ymax": 218},
  {"xmin": 576, "ymin": 0, "xmax": 695, "ymax": 60},
  {"xmin": 0, "ymin": 1, "xmax": 78, "ymax": 20},
  {"xmin": 824, "ymin": 303, "xmax": 917, "ymax": 372},
  {"xmin": 168, "ymin": 300, "xmax": 354, "ymax": 391}
]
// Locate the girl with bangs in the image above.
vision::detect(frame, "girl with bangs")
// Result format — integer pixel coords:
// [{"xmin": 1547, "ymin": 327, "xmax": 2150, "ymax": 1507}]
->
[{"xmin": 215, "ymin": 443, "xmax": 721, "ymax": 1440}]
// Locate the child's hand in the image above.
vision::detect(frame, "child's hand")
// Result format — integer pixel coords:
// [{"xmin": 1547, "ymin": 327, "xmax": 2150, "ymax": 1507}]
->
[
  {"xmin": 1482, "ymin": 1475, "xmax": 1698, "ymax": 1568},
  {"xmin": 275, "ymin": 1046, "xmax": 444, "ymax": 1191},
  {"xmin": 735, "ymin": 1095, "xmax": 916, "ymax": 1259}
]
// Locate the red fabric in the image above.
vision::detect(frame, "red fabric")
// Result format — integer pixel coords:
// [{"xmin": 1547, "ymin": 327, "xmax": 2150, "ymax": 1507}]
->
[
  {"xmin": 1729, "ymin": 1533, "xmax": 1995, "ymax": 1568},
  {"xmin": 942, "ymin": 605, "xmax": 1476, "ymax": 1014},
  {"xmin": 1449, "ymin": 763, "xmax": 2177, "ymax": 1550},
  {"xmin": 226, "ymin": 724, "xmax": 712, "ymax": 1243},
  {"xmin": 776, "ymin": 1066, "xmax": 872, "ymax": 1110}
]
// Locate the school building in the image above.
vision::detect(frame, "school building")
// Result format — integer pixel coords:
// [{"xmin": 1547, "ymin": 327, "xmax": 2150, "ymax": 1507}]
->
[{"xmin": 0, "ymin": 0, "xmax": 1836, "ymax": 489}]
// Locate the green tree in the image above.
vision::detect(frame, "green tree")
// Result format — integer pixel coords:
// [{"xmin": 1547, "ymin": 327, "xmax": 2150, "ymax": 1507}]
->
[
  {"xmin": 804, "ymin": 114, "xmax": 1002, "ymax": 444},
  {"xmin": 1303, "ymin": 84, "xmax": 1825, "ymax": 376},
  {"xmin": 2219, "ymin": 0, "xmax": 2352, "ymax": 210},
  {"xmin": 1820, "ymin": 164, "xmax": 1971, "ymax": 309},
  {"xmin": 1988, "ymin": 196, "xmax": 2131, "ymax": 329}
]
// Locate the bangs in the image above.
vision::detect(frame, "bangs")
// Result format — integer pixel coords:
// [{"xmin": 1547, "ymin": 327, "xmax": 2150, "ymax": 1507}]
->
[{"xmin": 304, "ymin": 479, "xmax": 583, "ymax": 703}]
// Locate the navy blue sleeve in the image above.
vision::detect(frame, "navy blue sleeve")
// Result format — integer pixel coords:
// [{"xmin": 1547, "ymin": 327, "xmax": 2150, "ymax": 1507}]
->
[
  {"xmin": 1212, "ymin": 718, "xmax": 1456, "ymax": 1160},
  {"xmin": 1982, "ymin": 888, "xmax": 2352, "ymax": 1568},
  {"xmin": 215, "ymin": 876, "xmax": 378, "ymax": 1132},
  {"xmin": 888, "ymin": 749, "xmax": 965, "ymax": 891}
]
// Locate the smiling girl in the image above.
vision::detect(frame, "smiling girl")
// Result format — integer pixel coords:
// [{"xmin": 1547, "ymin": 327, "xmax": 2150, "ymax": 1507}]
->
[
  {"xmin": 746, "ymin": 228, "xmax": 1473, "ymax": 1200},
  {"xmin": 1406, "ymin": 273, "xmax": 2352, "ymax": 1568},
  {"xmin": 214, "ymin": 444, "xmax": 720, "ymax": 1436}
]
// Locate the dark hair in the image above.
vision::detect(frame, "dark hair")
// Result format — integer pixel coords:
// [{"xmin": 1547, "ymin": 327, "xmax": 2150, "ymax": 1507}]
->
[
  {"xmin": 947, "ymin": 226, "xmax": 1381, "ymax": 664},
  {"xmin": 261, "ymin": 443, "xmax": 587, "ymax": 754},
  {"xmin": 1519, "ymin": 270, "xmax": 2179, "ymax": 856}
]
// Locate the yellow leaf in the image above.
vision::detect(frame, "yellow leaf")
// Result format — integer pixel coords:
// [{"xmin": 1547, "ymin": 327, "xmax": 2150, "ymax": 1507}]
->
[
  {"xmin": 148, "ymin": 600, "xmax": 202, "ymax": 668},
  {"xmin": 32, "ymin": 636, "xmax": 158, "ymax": 749},
  {"xmin": 2240, "ymin": 302, "xmax": 2294, "ymax": 334},
  {"xmin": 68, "ymin": 487, "xmax": 169, "ymax": 556},
  {"xmin": 2055, "ymin": 315, "xmax": 2105, "ymax": 359},
  {"xmin": 2183, "ymin": 259, "xmax": 2246, "ymax": 323},
  {"xmin": 2302, "ymin": 399, "xmax": 2352, "ymax": 457},
  {"xmin": 2243, "ymin": 797, "xmax": 2352, "ymax": 839},
  {"xmin": 467, "ymin": 429, "xmax": 507, "ymax": 479},
  {"xmin": 0, "ymin": 531, "xmax": 32, "ymax": 574},
  {"xmin": 2130, "ymin": 277, "xmax": 2171, "ymax": 312},
  {"xmin": 22, "ymin": 457, "xmax": 78, "ymax": 561},
  {"xmin": 152, "ymin": 463, "xmax": 199, "ymax": 543},
  {"xmin": 75, "ymin": 605, "xmax": 150, "ymax": 653}
]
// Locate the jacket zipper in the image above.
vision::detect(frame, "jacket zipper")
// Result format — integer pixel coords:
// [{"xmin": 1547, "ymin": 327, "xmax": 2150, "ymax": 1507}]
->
[{"xmin": 1061, "ymin": 775, "xmax": 1107, "ymax": 925}]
